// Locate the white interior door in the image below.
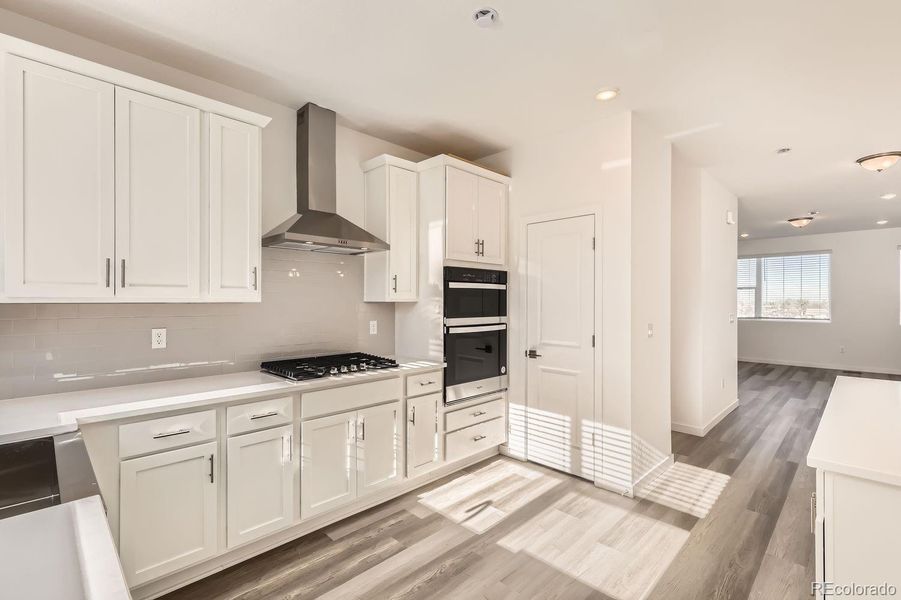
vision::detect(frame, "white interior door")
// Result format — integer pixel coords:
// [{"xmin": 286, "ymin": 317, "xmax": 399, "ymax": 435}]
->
[
  {"xmin": 115, "ymin": 87, "xmax": 200, "ymax": 299},
  {"xmin": 4, "ymin": 56, "xmax": 115, "ymax": 298},
  {"xmin": 525, "ymin": 215, "xmax": 596, "ymax": 480},
  {"xmin": 226, "ymin": 425, "xmax": 294, "ymax": 548}
]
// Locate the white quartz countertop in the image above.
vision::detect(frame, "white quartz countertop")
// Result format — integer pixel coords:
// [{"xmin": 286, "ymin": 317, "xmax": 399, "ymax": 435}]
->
[
  {"xmin": 0, "ymin": 359, "xmax": 442, "ymax": 444},
  {"xmin": 807, "ymin": 375, "xmax": 901, "ymax": 487},
  {"xmin": 0, "ymin": 495, "xmax": 131, "ymax": 600}
]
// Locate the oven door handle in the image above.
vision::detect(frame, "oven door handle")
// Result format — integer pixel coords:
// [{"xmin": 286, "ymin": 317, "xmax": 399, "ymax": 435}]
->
[
  {"xmin": 447, "ymin": 324, "xmax": 506, "ymax": 334},
  {"xmin": 447, "ymin": 282, "xmax": 506, "ymax": 290}
]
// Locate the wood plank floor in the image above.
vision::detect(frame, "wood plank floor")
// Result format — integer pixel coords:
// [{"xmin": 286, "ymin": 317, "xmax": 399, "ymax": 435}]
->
[{"xmin": 162, "ymin": 363, "xmax": 898, "ymax": 600}]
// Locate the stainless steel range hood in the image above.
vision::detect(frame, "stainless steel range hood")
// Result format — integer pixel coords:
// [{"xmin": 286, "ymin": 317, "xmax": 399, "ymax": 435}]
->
[{"xmin": 262, "ymin": 103, "xmax": 389, "ymax": 255}]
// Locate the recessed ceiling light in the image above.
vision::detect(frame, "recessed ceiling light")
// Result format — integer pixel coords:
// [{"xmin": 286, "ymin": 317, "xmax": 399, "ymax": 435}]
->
[
  {"xmin": 857, "ymin": 152, "xmax": 901, "ymax": 172},
  {"xmin": 877, "ymin": 219, "xmax": 889, "ymax": 225},
  {"xmin": 881, "ymin": 193, "xmax": 897, "ymax": 200},
  {"xmin": 776, "ymin": 147, "xmax": 792, "ymax": 154},
  {"xmin": 472, "ymin": 7, "xmax": 498, "ymax": 27},
  {"xmin": 788, "ymin": 217, "xmax": 814, "ymax": 228},
  {"xmin": 740, "ymin": 233, "xmax": 750, "ymax": 238},
  {"xmin": 595, "ymin": 87, "xmax": 620, "ymax": 101}
]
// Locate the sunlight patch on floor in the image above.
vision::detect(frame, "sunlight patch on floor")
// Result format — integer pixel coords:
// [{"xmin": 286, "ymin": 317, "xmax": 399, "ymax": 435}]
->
[
  {"xmin": 416, "ymin": 459, "xmax": 561, "ymax": 534},
  {"xmin": 498, "ymin": 490, "xmax": 689, "ymax": 600},
  {"xmin": 636, "ymin": 462, "xmax": 730, "ymax": 518}
]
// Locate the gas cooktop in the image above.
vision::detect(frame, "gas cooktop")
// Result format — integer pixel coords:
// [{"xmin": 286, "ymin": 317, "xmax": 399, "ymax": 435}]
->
[{"xmin": 260, "ymin": 353, "xmax": 399, "ymax": 381}]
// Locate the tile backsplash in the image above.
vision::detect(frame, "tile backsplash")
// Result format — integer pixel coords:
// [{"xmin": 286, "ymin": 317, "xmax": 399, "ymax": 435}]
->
[{"xmin": 0, "ymin": 249, "xmax": 395, "ymax": 400}]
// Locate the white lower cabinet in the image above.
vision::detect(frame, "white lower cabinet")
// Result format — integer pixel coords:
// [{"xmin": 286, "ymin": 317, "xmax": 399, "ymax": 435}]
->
[
  {"xmin": 301, "ymin": 401, "xmax": 402, "ymax": 519},
  {"xmin": 119, "ymin": 442, "xmax": 218, "ymax": 586},
  {"xmin": 356, "ymin": 403, "xmax": 402, "ymax": 495},
  {"xmin": 301, "ymin": 412, "xmax": 357, "ymax": 519},
  {"xmin": 227, "ymin": 425, "xmax": 295, "ymax": 548},
  {"xmin": 407, "ymin": 393, "xmax": 441, "ymax": 478}
]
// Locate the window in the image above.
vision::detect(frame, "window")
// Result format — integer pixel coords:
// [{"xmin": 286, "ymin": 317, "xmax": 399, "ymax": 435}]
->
[{"xmin": 737, "ymin": 252, "xmax": 831, "ymax": 320}]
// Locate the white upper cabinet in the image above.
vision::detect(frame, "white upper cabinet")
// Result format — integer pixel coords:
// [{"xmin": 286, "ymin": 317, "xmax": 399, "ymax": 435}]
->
[
  {"xmin": 208, "ymin": 114, "xmax": 262, "ymax": 301},
  {"xmin": 445, "ymin": 166, "xmax": 508, "ymax": 266},
  {"xmin": 363, "ymin": 157, "xmax": 418, "ymax": 302},
  {"xmin": 0, "ymin": 37, "xmax": 270, "ymax": 302},
  {"xmin": 115, "ymin": 88, "xmax": 201, "ymax": 299},
  {"xmin": 3, "ymin": 56, "xmax": 115, "ymax": 298}
]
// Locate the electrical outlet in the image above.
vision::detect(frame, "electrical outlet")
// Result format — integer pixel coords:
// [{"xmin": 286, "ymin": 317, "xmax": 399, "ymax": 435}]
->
[
  {"xmin": 369, "ymin": 320, "xmax": 378, "ymax": 335},
  {"xmin": 839, "ymin": 345, "xmax": 846, "ymax": 354},
  {"xmin": 151, "ymin": 328, "xmax": 167, "ymax": 349}
]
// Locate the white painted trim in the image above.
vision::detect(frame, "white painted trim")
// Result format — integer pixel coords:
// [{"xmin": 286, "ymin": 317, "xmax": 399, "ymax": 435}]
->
[
  {"xmin": 738, "ymin": 357, "xmax": 901, "ymax": 376},
  {"xmin": 360, "ymin": 153, "xmax": 419, "ymax": 172},
  {"xmin": 594, "ymin": 477, "xmax": 633, "ymax": 498},
  {"xmin": 133, "ymin": 447, "xmax": 501, "ymax": 600},
  {"xmin": 671, "ymin": 399, "xmax": 739, "ymax": 437},
  {"xmin": 416, "ymin": 154, "xmax": 510, "ymax": 183},
  {"xmin": 632, "ymin": 454, "xmax": 675, "ymax": 497},
  {"xmin": 0, "ymin": 32, "xmax": 271, "ymax": 127}
]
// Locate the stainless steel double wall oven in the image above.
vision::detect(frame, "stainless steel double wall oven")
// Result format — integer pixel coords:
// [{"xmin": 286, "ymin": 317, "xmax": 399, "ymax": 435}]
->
[{"xmin": 443, "ymin": 267, "xmax": 508, "ymax": 404}]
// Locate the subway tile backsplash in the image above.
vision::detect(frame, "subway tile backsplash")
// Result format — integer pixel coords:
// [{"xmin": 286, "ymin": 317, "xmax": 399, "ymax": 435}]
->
[{"xmin": 0, "ymin": 249, "xmax": 395, "ymax": 400}]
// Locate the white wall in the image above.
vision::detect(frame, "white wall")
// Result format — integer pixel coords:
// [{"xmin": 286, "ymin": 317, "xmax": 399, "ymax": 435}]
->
[
  {"xmin": 671, "ymin": 151, "xmax": 738, "ymax": 435},
  {"xmin": 481, "ymin": 112, "xmax": 673, "ymax": 492},
  {"xmin": 738, "ymin": 228, "xmax": 901, "ymax": 374},
  {"xmin": 0, "ymin": 9, "xmax": 428, "ymax": 399}
]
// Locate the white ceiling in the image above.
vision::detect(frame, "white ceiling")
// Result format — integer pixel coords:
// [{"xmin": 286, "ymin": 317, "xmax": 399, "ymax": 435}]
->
[{"xmin": 3, "ymin": 0, "xmax": 901, "ymax": 239}]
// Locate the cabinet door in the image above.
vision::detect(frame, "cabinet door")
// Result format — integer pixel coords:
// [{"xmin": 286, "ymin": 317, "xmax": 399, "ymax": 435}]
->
[
  {"xmin": 476, "ymin": 177, "xmax": 507, "ymax": 265},
  {"xmin": 407, "ymin": 393, "xmax": 441, "ymax": 478},
  {"xmin": 357, "ymin": 402, "xmax": 402, "ymax": 497},
  {"xmin": 301, "ymin": 412, "xmax": 357, "ymax": 519},
  {"xmin": 119, "ymin": 442, "xmax": 218, "ymax": 586},
  {"xmin": 445, "ymin": 166, "xmax": 479, "ymax": 262},
  {"xmin": 208, "ymin": 114, "xmax": 261, "ymax": 301},
  {"xmin": 387, "ymin": 166, "xmax": 417, "ymax": 301},
  {"xmin": 115, "ymin": 87, "xmax": 200, "ymax": 299},
  {"xmin": 4, "ymin": 56, "xmax": 115, "ymax": 298},
  {"xmin": 226, "ymin": 425, "xmax": 294, "ymax": 548}
]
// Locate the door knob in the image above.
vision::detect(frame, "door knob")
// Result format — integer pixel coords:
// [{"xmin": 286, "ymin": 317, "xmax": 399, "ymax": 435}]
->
[{"xmin": 526, "ymin": 349, "xmax": 542, "ymax": 359}]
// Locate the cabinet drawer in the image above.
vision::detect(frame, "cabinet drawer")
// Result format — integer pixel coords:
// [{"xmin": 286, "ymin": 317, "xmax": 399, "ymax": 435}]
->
[
  {"xmin": 119, "ymin": 410, "xmax": 216, "ymax": 459},
  {"xmin": 445, "ymin": 397, "xmax": 504, "ymax": 432},
  {"xmin": 445, "ymin": 416, "xmax": 505, "ymax": 463},
  {"xmin": 227, "ymin": 395, "xmax": 293, "ymax": 435},
  {"xmin": 302, "ymin": 377, "xmax": 401, "ymax": 420},
  {"xmin": 406, "ymin": 371, "xmax": 442, "ymax": 398}
]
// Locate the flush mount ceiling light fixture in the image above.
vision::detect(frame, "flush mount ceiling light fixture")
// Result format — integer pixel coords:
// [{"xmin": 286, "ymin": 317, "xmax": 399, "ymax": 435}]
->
[
  {"xmin": 595, "ymin": 87, "xmax": 620, "ymax": 101},
  {"xmin": 877, "ymin": 219, "xmax": 889, "ymax": 225},
  {"xmin": 788, "ymin": 216, "xmax": 814, "ymax": 228},
  {"xmin": 881, "ymin": 193, "xmax": 897, "ymax": 200},
  {"xmin": 776, "ymin": 147, "xmax": 792, "ymax": 154},
  {"xmin": 472, "ymin": 7, "xmax": 498, "ymax": 27},
  {"xmin": 856, "ymin": 152, "xmax": 901, "ymax": 172},
  {"xmin": 740, "ymin": 233, "xmax": 750, "ymax": 238}
]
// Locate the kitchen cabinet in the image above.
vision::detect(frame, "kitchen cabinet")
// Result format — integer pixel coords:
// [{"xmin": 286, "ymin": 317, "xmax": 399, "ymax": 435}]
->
[
  {"xmin": 115, "ymin": 88, "xmax": 201, "ymax": 299},
  {"xmin": 208, "ymin": 114, "xmax": 262, "ymax": 300},
  {"xmin": 445, "ymin": 166, "xmax": 507, "ymax": 265},
  {"xmin": 362, "ymin": 157, "xmax": 418, "ymax": 302},
  {"xmin": 406, "ymin": 393, "xmax": 441, "ymax": 478},
  {"xmin": 301, "ymin": 400, "xmax": 402, "ymax": 519},
  {"xmin": 3, "ymin": 55, "xmax": 115, "ymax": 298},
  {"xmin": 356, "ymin": 402, "xmax": 402, "ymax": 495},
  {"xmin": 0, "ymin": 39, "xmax": 270, "ymax": 303},
  {"xmin": 119, "ymin": 442, "xmax": 218, "ymax": 586},
  {"xmin": 301, "ymin": 412, "xmax": 357, "ymax": 518},
  {"xmin": 226, "ymin": 424, "xmax": 295, "ymax": 548}
]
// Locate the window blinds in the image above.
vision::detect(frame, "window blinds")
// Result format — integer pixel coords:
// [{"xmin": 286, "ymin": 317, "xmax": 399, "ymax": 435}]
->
[{"xmin": 736, "ymin": 252, "xmax": 830, "ymax": 320}]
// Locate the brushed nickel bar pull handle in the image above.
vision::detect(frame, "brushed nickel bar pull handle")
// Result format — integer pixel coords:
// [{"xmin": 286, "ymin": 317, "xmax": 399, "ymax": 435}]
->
[
  {"xmin": 472, "ymin": 410, "xmax": 487, "ymax": 417},
  {"xmin": 479, "ymin": 239, "xmax": 485, "ymax": 256},
  {"xmin": 252, "ymin": 266, "xmax": 258, "ymax": 290},
  {"xmin": 410, "ymin": 406, "xmax": 416, "ymax": 425},
  {"xmin": 105, "ymin": 258, "xmax": 111, "ymax": 288},
  {"xmin": 209, "ymin": 454, "xmax": 215, "ymax": 483},
  {"xmin": 475, "ymin": 239, "xmax": 480, "ymax": 255},
  {"xmin": 473, "ymin": 434, "xmax": 486, "ymax": 441},
  {"xmin": 152, "ymin": 428, "xmax": 191, "ymax": 439},
  {"xmin": 249, "ymin": 411, "xmax": 279, "ymax": 420},
  {"xmin": 419, "ymin": 380, "xmax": 436, "ymax": 386},
  {"xmin": 393, "ymin": 274, "xmax": 398, "ymax": 293},
  {"xmin": 121, "ymin": 259, "xmax": 126, "ymax": 287},
  {"xmin": 360, "ymin": 417, "xmax": 365, "ymax": 441}
]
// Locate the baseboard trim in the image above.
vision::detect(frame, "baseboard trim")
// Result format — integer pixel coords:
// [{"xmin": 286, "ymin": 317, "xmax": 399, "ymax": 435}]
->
[
  {"xmin": 738, "ymin": 357, "xmax": 901, "ymax": 376},
  {"xmin": 672, "ymin": 399, "xmax": 739, "ymax": 437},
  {"xmin": 632, "ymin": 454, "xmax": 675, "ymax": 497}
]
